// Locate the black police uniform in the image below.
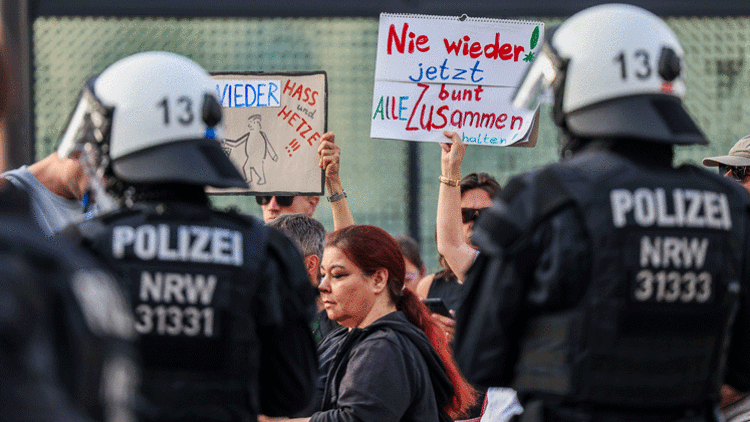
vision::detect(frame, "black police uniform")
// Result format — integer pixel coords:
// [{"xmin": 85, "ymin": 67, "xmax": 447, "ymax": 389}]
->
[
  {"xmin": 453, "ymin": 148, "xmax": 750, "ymax": 422},
  {"xmin": 0, "ymin": 181, "xmax": 139, "ymax": 422},
  {"xmin": 63, "ymin": 193, "xmax": 318, "ymax": 422}
]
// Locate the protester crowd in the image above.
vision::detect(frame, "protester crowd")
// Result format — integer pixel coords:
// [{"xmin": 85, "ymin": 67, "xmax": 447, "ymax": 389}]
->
[{"xmin": 3, "ymin": 3, "xmax": 750, "ymax": 422}]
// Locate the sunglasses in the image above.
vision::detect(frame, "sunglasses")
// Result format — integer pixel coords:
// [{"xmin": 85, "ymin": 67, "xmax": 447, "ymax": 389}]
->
[
  {"xmin": 461, "ymin": 208, "xmax": 484, "ymax": 224},
  {"xmin": 255, "ymin": 196, "xmax": 295, "ymax": 207},
  {"xmin": 719, "ymin": 165, "xmax": 748, "ymax": 182}
]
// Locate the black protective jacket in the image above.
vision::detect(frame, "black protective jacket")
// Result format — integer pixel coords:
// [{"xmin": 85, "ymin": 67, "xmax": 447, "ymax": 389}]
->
[
  {"xmin": 454, "ymin": 148, "xmax": 750, "ymax": 422},
  {"xmin": 62, "ymin": 198, "xmax": 318, "ymax": 422},
  {"xmin": 0, "ymin": 181, "xmax": 139, "ymax": 422},
  {"xmin": 310, "ymin": 311, "xmax": 454, "ymax": 422}
]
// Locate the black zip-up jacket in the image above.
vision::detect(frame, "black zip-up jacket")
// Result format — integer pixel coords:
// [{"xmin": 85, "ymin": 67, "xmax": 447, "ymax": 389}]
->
[{"xmin": 311, "ymin": 311, "xmax": 453, "ymax": 422}]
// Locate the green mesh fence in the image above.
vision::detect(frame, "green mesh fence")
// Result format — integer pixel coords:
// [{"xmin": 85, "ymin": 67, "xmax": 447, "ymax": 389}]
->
[{"xmin": 33, "ymin": 15, "xmax": 750, "ymax": 273}]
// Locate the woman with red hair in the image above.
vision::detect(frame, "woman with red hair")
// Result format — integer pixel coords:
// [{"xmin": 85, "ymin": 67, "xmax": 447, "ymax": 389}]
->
[{"xmin": 298, "ymin": 224, "xmax": 477, "ymax": 422}]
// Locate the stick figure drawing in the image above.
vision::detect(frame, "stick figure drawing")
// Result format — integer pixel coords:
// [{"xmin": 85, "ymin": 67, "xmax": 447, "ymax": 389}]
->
[{"xmin": 222, "ymin": 114, "xmax": 279, "ymax": 185}]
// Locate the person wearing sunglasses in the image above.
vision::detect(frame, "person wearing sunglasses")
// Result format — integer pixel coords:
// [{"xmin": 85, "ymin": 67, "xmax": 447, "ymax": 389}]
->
[
  {"xmin": 413, "ymin": 131, "xmax": 503, "ymax": 420},
  {"xmin": 703, "ymin": 134, "xmax": 750, "ymax": 192},
  {"xmin": 428, "ymin": 116, "xmax": 537, "ymax": 290},
  {"xmin": 416, "ymin": 131, "xmax": 501, "ymax": 343},
  {"xmin": 257, "ymin": 132, "xmax": 355, "ymax": 229},
  {"xmin": 703, "ymin": 134, "xmax": 750, "ymax": 421},
  {"xmin": 434, "ymin": 132, "xmax": 502, "ymax": 285},
  {"xmin": 256, "ymin": 194, "xmax": 320, "ymax": 223}
]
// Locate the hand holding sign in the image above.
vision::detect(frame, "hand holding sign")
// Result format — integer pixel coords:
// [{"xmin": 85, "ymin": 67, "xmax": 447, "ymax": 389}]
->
[
  {"xmin": 441, "ymin": 130, "xmax": 467, "ymax": 181},
  {"xmin": 317, "ymin": 131, "xmax": 355, "ymax": 231},
  {"xmin": 318, "ymin": 132, "xmax": 341, "ymax": 182}
]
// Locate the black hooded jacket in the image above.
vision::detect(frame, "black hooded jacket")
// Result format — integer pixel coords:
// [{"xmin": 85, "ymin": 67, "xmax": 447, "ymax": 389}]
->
[{"xmin": 310, "ymin": 311, "xmax": 453, "ymax": 422}]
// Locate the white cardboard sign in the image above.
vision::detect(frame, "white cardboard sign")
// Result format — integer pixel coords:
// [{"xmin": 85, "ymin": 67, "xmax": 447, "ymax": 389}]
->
[
  {"xmin": 209, "ymin": 72, "xmax": 326, "ymax": 195},
  {"xmin": 371, "ymin": 14, "xmax": 543, "ymax": 146}
]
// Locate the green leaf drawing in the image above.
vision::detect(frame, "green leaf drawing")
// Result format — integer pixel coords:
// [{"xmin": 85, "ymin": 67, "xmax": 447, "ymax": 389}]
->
[{"xmin": 530, "ymin": 26, "xmax": 540, "ymax": 50}]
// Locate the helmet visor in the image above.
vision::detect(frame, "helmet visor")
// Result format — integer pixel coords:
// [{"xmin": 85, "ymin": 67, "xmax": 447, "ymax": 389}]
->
[
  {"xmin": 512, "ymin": 43, "xmax": 560, "ymax": 111},
  {"xmin": 57, "ymin": 92, "xmax": 92, "ymax": 158},
  {"xmin": 57, "ymin": 81, "xmax": 112, "ymax": 158}
]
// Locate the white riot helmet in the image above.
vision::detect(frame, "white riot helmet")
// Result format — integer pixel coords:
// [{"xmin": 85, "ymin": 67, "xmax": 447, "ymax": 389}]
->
[
  {"xmin": 513, "ymin": 3, "xmax": 707, "ymax": 145},
  {"xmin": 57, "ymin": 51, "xmax": 247, "ymax": 190}
]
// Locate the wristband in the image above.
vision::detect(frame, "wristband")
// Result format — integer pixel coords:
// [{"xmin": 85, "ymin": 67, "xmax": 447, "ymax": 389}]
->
[
  {"xmin": 439, "ymin": 175, "xmax": 460, "ymax": 187},
  {"xmin": 328, "ymin": 191, "xmax": 347, "ymax": 202}
]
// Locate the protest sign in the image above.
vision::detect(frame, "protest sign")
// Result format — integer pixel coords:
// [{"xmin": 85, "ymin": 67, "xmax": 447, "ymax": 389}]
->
[
  {"xmin": 209, "ymin": 72, "xmax": 326, "ymax": 195},
  {"xmin": 371, "ymin": 14, "xmax": 543, "ymax": 146}
]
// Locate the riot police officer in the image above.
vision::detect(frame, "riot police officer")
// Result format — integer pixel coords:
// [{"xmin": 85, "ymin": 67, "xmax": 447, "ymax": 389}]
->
[
  {"xmin": 453, "ymin": 4, "xmax": 750, "ymax": 422},
  {"xmin": 0, "ymin": 48, "xmax": 138, "ymax": 421},
  {"xmin": 1, "ymin": 185, "xmax": 139, "ymax": 422},
  {"xmin": 57, "ymin": 51, "xmax": 318, "ymax": 422}
]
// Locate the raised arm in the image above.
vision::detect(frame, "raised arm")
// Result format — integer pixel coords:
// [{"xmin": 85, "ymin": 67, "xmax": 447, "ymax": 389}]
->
[
  {"xmin": 436, "ymin": 131, "xmax": 477, "ymax": 282},
  {"xmin": 318, "ymin": 132, "xmax": 354, "ymax": 231}
]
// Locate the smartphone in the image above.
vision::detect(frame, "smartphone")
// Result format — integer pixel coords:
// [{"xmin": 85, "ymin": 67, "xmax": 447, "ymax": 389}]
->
[{"xmin": 422, "ymin": 298, "xmax": 452, "ymax": 318}]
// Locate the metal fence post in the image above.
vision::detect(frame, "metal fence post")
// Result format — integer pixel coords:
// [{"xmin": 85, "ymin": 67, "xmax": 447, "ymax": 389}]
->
[
  {"xmin": 1, "ymin": 0, "xmax": 33, "ymax": 170},
  {"xmin": 407, "ymin": 140, "xmax": 421, "ymax": 245}
]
